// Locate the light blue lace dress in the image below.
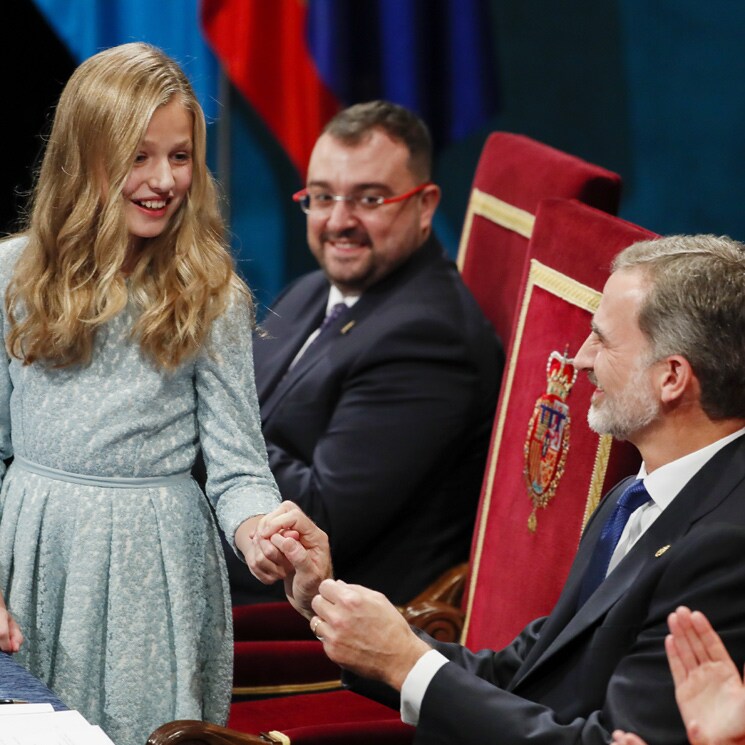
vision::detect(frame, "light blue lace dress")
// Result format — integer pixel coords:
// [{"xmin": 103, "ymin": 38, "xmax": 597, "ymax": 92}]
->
[{"xmin": 0, "ymin": 237, "xmax": 281, "ymax": 745}]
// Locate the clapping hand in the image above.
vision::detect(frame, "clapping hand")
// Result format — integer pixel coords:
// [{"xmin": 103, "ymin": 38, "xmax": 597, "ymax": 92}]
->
[
  {"xmin": 666, "ymin": 606, "xmax": 745, "ymax": 745},
  {"xmin": 612, "ymin": 607, "xmax": 745, "ymax": 745}
]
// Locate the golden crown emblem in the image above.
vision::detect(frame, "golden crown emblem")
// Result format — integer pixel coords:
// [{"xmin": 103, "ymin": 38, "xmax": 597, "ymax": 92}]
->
[
  {"xmin": 523, "ymin": 349, "xmax": 577, "ymax": 532},
  {"xmin": 545, "ymin": 349, "xmax": 578, "ymax": 400}
]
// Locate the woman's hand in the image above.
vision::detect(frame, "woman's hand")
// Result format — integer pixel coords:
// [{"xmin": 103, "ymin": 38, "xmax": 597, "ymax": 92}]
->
[
  {"xmin": 235, "ymin": 515, "xmax": 292, "ymax": 584},
  {"xmin": 0, "ymin": 601, "xmax": 23, "ymax": 653}
]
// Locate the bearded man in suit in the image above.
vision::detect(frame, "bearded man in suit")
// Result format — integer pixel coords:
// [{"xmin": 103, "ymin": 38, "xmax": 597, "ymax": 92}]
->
[
  {"xmin": 255, "ymin": 233, "xmax": 745, "ymax": 745},
  {"xmin": 232, "ymin": 100, "xmax": 502, "ymax": 605}
]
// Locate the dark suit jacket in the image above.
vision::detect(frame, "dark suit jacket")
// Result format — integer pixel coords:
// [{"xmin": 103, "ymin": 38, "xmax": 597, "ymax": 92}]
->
[
  {"xmin": 232, "ymin": 236, "xmax": 502, "ymax": 604},
  {"xmin": 349, "ymin": 433, "xmax": 745, "ymax": 745}
]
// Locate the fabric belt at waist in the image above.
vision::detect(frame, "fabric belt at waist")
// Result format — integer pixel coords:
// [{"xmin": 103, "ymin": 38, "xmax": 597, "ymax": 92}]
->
[{"xmin": 12, "ymin": 455, "xmax": 192, "ymax": 489}]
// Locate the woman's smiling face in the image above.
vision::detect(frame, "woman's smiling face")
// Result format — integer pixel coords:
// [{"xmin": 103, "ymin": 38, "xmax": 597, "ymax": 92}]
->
[{"xmin": 122, "ymin": 97, "xmax": 193, "ymax": 250}]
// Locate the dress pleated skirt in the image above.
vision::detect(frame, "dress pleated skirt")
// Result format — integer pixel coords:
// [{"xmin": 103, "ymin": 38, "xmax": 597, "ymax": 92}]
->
[{"xmin": 0, "ymin": 462, "xmax": 233, "ymax": 745}]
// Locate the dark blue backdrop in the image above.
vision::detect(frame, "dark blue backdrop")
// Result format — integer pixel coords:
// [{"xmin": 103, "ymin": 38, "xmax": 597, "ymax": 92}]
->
[{"xmin": 12, "ymin": 0, "xmax": 745, "ymax": 311}]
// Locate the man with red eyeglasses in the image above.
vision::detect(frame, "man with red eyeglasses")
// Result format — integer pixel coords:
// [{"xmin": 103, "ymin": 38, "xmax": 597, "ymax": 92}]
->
[{"xmin": 230, "ymin": 100, "xmax": 503, "ymax": 605}]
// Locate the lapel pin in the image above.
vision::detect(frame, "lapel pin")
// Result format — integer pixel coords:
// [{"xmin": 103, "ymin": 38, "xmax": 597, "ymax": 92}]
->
[
  {"xmin": 654, "ymin": 545, "xmax": 671, "ymax": 558},
  {"xmin": 341, "ymin": 321, "xmax": 356, "ymax": 335}
]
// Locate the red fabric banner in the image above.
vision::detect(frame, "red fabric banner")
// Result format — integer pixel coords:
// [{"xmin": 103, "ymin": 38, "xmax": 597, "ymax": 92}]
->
[{"xmin": 201, "ymin": 0, "xmax": 340, "ymax": 175}]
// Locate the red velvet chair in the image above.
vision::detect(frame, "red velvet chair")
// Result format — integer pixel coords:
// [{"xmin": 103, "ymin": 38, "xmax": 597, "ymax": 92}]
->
[
  {"xmin": 228, "ymin": 133, "xmax": 623, "ymax": 700},
  {"xmin": 147, "ymin": 198, "xmax": 657, "ymax": 745},
  {"xmin": 461, "ymin": 198, "xmax": 656, "ymax": 651},
  {"xmin": 231, "ymin": 603, "xmax": 340, "ymax": 698},
  {"xmin": 457, "ymin": 132, "xmax": 621, "ymax": 348}
]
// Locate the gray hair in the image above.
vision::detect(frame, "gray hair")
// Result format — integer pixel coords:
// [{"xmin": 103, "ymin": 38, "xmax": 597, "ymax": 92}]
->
[
  {"xmin": 613, "ymin": 234, "xmax": 745, "ymax": 419},
  {"xmin": 322, "ymin": 100, "xmax": 433, "ymax": 182}
]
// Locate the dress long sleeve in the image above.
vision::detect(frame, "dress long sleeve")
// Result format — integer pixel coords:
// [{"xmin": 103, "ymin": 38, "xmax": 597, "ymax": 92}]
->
[{"xmin": 195, "ymin": 288, "xmax": 281, "ymax": 549}]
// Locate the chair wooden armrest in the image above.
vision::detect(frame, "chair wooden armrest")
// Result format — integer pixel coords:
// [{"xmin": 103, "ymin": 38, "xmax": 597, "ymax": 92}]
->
[
  {"xmin": 398, "ymin": 562, "xmax": 468, "ymax": 642},
  {"xmin": 403, "ymin": 562, "xmax": 469, "ymax": 607},
  {"xmin": 147, "ymin": 720, "xmax": 283, "ymax": 745},
  {"xmin": 400, "ymin": 599, "xmax": 465, "ymax": 642}
]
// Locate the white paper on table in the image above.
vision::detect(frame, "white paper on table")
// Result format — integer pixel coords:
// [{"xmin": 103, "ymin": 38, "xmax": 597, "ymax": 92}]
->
[
  {"xmin": 0, "ymin": 704, "xmax": 54, "ymax": 716},
  {"xmin": 0, "ymin": 708, "xmax": 116, "ymax": 745}
]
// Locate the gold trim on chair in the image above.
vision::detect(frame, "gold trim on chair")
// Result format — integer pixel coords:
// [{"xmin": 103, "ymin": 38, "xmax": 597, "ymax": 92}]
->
[
  {"xmin": 456, "ymin": 189, "xmax": 536, "ymax": 271},
  {"xmin": 584, "ymin": 433, "xmax": 613, "ymax": 529},
  {"xmin": 232, "ymin": 679, "xmax": 342, "ymax": 697},
  {"xmin": 462, "ymin": 259, "xmax": 604, "ymax": 641}
]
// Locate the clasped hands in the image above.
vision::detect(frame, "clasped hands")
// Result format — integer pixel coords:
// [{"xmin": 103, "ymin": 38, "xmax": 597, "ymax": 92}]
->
[{"xmin": 240, "ymin": 501, "xmax": 430, "ymax": 691}]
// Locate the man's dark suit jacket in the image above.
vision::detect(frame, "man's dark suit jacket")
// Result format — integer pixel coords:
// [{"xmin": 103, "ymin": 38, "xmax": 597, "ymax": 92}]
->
[
  {"xmin": 230, "ymin": 236, "xmax": 502, "ymax": 604},
  {"xmin": 349, "ymin": 433, "xmax": 745, "ymax": 745}
]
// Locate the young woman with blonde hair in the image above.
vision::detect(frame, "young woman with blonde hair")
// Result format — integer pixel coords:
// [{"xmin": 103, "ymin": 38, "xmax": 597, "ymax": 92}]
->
[{"xmin": 0, "ymin": 42, "xmax": 282, "ymax": 745}]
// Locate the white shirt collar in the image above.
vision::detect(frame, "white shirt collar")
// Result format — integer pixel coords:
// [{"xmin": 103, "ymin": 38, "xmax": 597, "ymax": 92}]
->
[
  {"xmin": 327, "ymin": 285, "xmax": 360, "ymax": 314},
  {"xmin": 639, "ymin": 426, "xmax": 745, "ymax": 510}
]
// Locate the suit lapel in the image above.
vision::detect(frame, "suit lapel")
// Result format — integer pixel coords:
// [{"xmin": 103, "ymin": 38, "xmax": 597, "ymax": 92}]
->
[
  {"xmin": 507, "ymin": 478, "xmax": 631, "ymax": 684},
  {"xmin": 255, "ymin": 315, "xmax": 319, "ymax": 402},
  {"xmin": 511, "ymin": 434, "xmax": 745, "ymax": 690},
  {"xmin": 259, "ymin": 293, "xmax": 373, "ymax": 422},
  {"xmin": 255, "ymin": 281, "xmax": 327, "ymax": 405}
]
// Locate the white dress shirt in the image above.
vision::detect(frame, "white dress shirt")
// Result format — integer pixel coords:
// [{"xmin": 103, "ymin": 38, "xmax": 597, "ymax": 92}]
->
[{"xmin": 400, "ymin": 426, "xmax": 745, "ymax": 726}]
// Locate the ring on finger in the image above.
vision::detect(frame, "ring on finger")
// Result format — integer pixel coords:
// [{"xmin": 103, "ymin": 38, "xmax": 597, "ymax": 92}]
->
[{"xmin": 311, "ymin": 618, "xmax": 322, "ymax": 638}]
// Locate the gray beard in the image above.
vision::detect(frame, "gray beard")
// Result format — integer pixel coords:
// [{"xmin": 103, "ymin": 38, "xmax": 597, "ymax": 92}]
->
[{"xmin": 586, "ymin": 368, "xmax": 660, "ymax": 441}]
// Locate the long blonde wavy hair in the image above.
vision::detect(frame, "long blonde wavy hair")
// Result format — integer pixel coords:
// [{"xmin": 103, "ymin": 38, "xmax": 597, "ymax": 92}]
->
[{"xmin": 6, "ymin": 42, "xmax": 250, "ymax": 370}]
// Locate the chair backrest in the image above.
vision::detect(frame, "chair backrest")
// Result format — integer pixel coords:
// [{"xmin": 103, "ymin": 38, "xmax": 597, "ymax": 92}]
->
[
  {"xmin": 462, "ymin": 198, "xmax": 658, "ymax": 651},
  {"xmin": 457, "ymin": 132, "xmax": 622, "ymax": 347}
]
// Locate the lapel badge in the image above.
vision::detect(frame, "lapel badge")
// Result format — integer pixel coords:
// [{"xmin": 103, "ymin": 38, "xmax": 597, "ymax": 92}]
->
[
  {"xmin": 341, "ymin": 320, "xmax": 356, "ymax": 335},
  {"xmin": 524, "ymin": 349, "xmax": 577, "ymax": 533},
  {"xmin": 655, "ymin": 545, "xmax": 671, "ymax": 558}
]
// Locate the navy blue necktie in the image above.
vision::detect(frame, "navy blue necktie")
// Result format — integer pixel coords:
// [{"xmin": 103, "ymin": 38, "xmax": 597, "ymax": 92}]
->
[
  {"xmin": 290, "ymin": 303, "xmax": 349, "ymax": 370},
  {"xmin": 576, "ymin": 479, "xmax": 651, "ymax": 608},
  {"xmin": 318, "ymin": 302, "xmax": 348, "ymax": 334}
]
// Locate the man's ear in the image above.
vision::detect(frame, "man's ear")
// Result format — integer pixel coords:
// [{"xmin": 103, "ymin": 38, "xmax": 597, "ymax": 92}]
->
[
  {"xmin": 418, "ymin": 183, "xmax": 441, "ymax": 235},
  {"xmin": 658, "ymin": 355, "xmax": 694, "ymax": 404}
]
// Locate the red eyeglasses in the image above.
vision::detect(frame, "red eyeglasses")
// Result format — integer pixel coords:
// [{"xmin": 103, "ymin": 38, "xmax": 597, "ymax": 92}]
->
[{"xmin": 292, "ymin": 182, "xmax": 432, "ymax": 215}]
